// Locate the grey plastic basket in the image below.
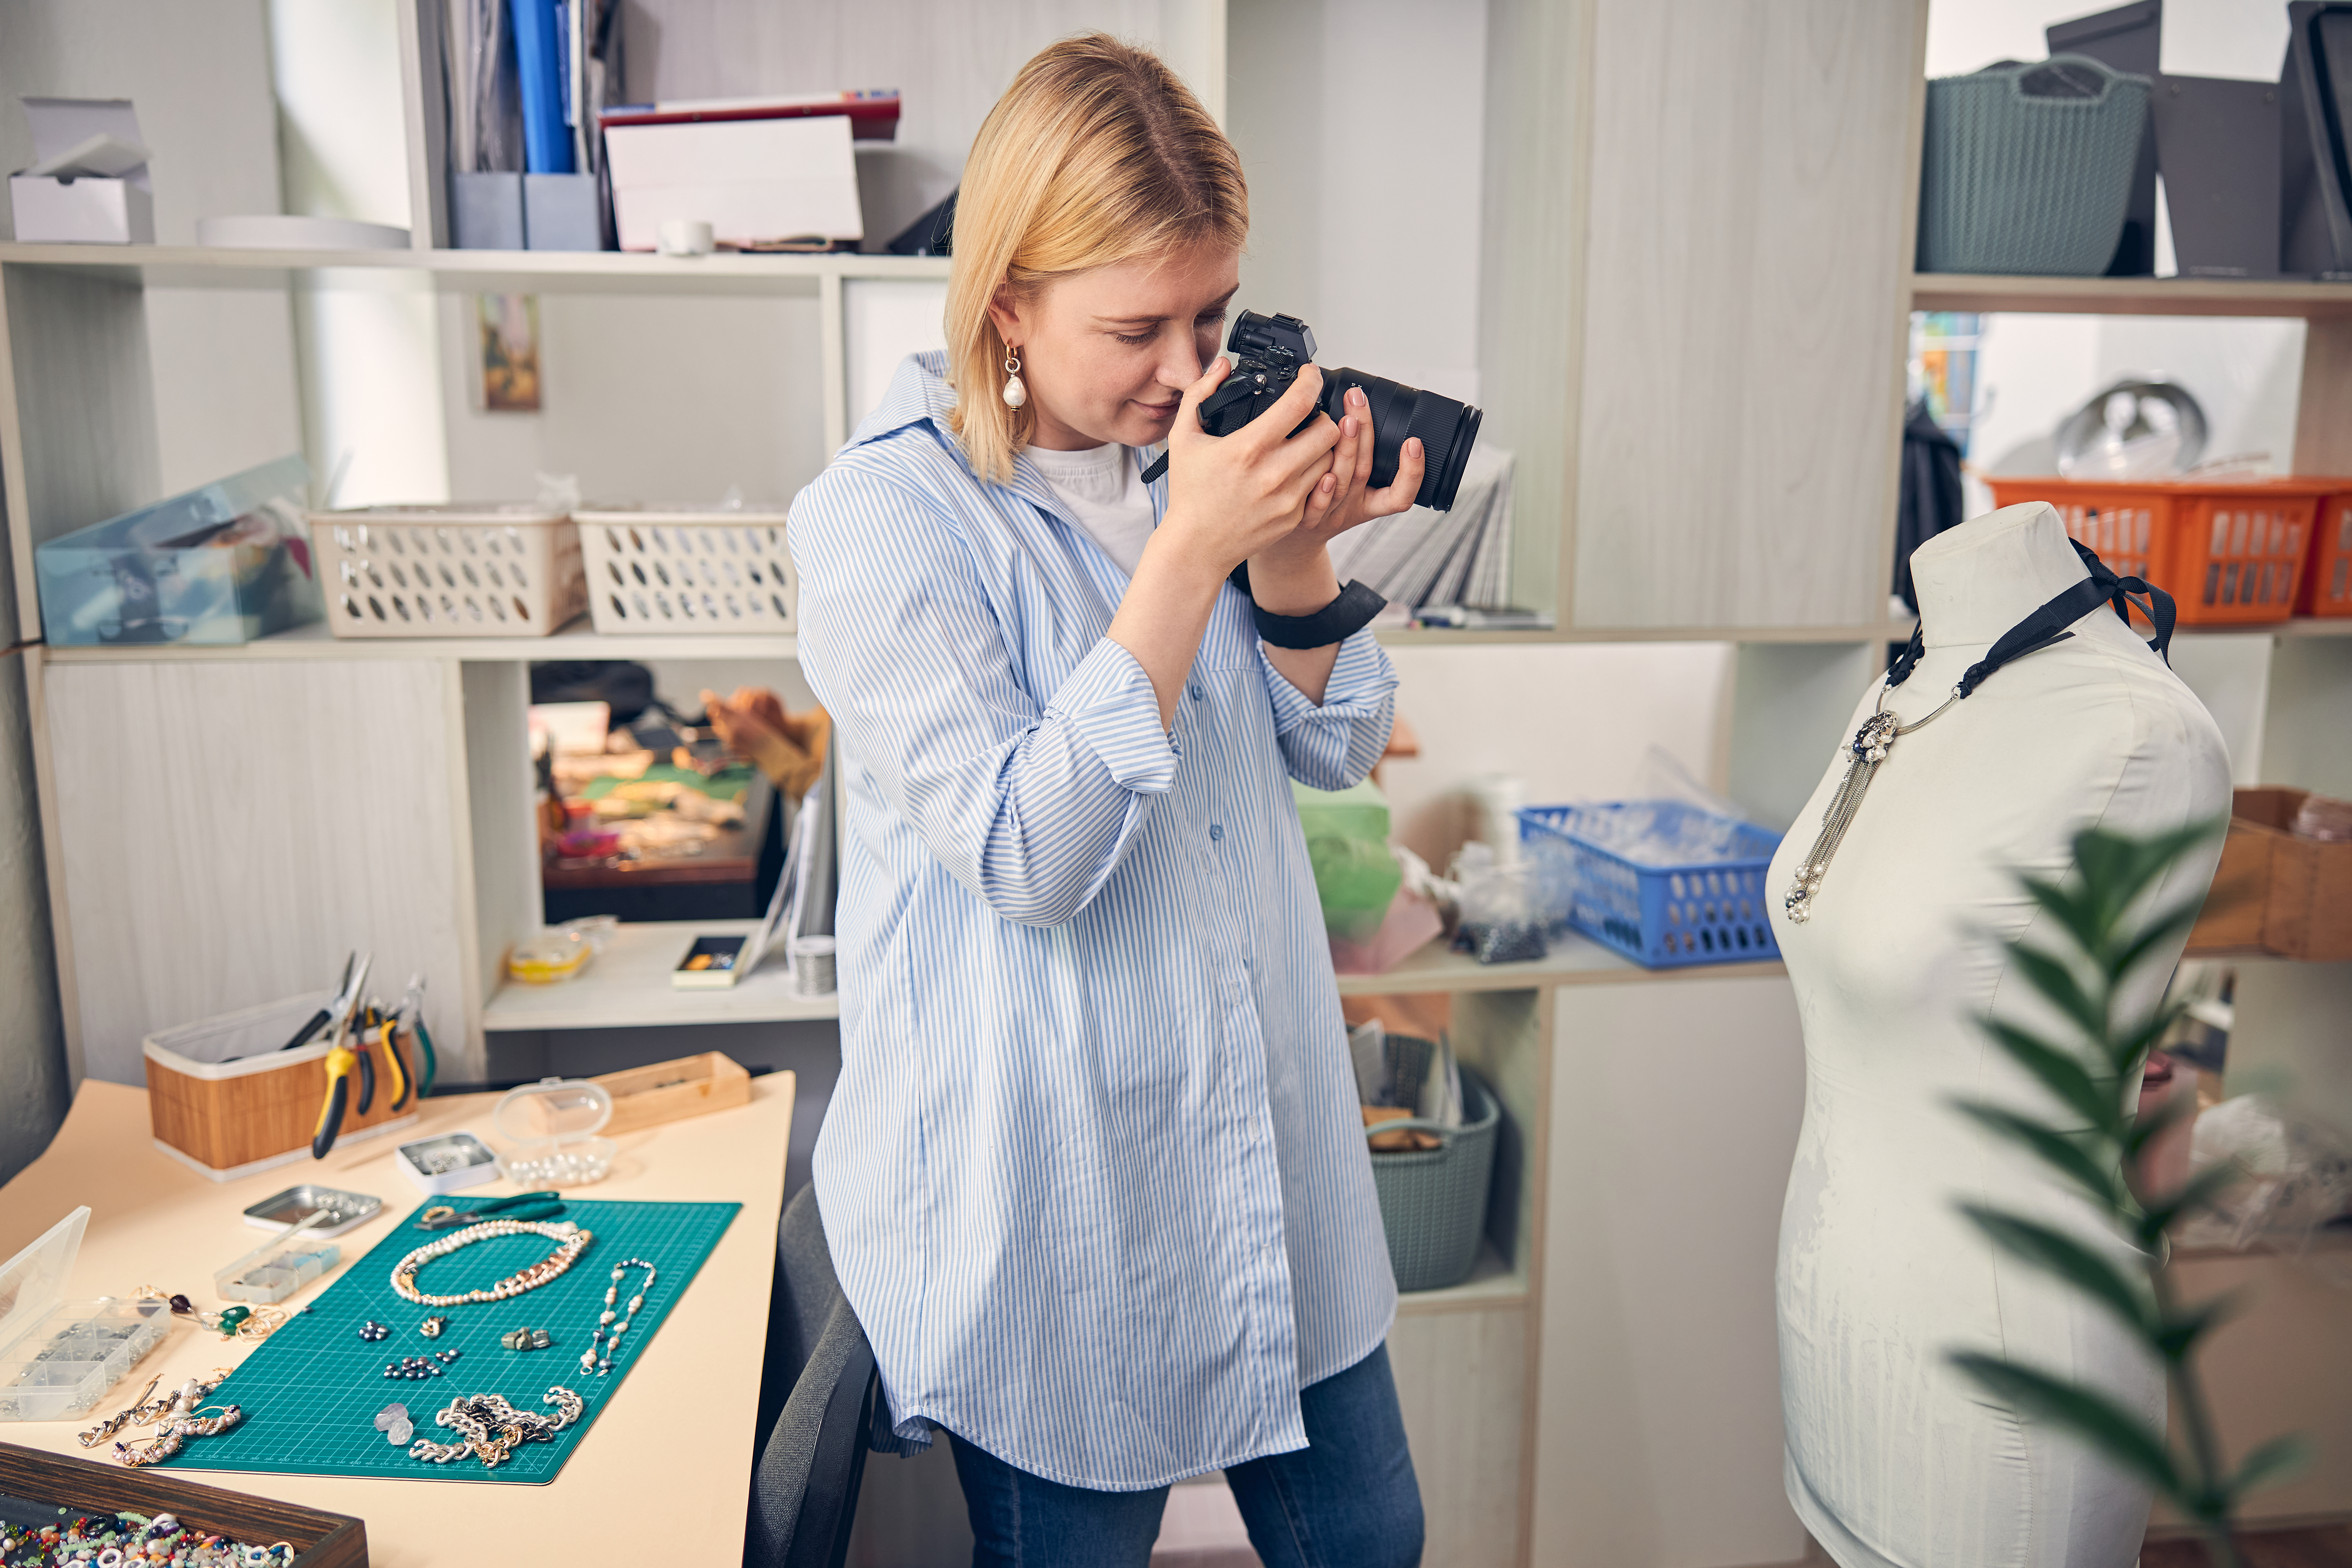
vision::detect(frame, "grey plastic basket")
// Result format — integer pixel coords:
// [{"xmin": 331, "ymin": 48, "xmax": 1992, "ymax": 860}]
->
[
  {"xmin": 1919, "ymin": 54, "xmax": 2151, "ymax": 275},
  {"xmin": 1364, "ymin": 1037, "xmax": 1499, "ymax": 1293}
]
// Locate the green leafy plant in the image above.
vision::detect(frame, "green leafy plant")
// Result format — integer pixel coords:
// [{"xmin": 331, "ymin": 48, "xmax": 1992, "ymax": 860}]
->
[{"xmin": 1948, "ymin": 820, "xmax": 2304, "ymax": 1568}]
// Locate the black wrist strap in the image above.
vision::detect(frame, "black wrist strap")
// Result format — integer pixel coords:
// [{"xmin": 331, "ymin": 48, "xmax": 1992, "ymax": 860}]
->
[{"xmin": 1228, "ymin": 563, "xmax": 1388, "ymax": 649}]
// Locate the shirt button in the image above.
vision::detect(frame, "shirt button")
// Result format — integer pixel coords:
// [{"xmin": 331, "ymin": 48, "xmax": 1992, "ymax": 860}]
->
[
  {"xmin": 1189, "ymin": 684, "xmax": 1204, "ymax": 701},
  {"xmin": 1209, "ymin": 824, "xmax": 1224, "ymax": 841}
]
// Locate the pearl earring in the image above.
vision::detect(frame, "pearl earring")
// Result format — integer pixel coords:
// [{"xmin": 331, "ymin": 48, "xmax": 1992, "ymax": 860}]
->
[{"xmin": 1001, "ymin": 347, "xmax": 1028, "ymax": 410}]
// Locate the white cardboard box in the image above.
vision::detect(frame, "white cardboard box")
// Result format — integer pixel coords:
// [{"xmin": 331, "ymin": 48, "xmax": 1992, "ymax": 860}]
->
[
  {"xmin": 604, "ymin": 112, "xmax": 862, "ymax": 252},
  {"xmin": 9, "ymin": 98, "xmax": 154, "ymax": 244}
]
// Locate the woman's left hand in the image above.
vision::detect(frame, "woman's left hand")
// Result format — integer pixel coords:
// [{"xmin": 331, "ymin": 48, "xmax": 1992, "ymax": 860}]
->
[{"xmin": 1288, "ymin": 385, "xmax": 1426, "ymax": 550}]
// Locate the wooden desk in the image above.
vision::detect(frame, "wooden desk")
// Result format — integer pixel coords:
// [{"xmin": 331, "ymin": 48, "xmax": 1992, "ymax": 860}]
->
[{"xmin": 0, "ymin": 1075, "xmax": 793, "ymax": 1566}]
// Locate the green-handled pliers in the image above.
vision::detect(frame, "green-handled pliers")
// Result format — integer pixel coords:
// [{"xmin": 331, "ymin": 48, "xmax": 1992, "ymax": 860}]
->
[{"xmin": 415, "ymin": 1191, "xmax": 567, "ymax": 1230}]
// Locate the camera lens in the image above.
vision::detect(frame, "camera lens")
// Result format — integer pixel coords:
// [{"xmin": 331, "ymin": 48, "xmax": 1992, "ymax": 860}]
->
[{"xmin": 1319, "ymin": 370, "xmax": 1484, "ymax": 512}]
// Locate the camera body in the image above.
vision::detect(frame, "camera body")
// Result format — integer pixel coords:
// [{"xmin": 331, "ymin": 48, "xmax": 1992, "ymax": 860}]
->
[
  {"xmin": 1188, "ymin": 310, "xmax": 1484, "ymax": 513},
  {"xmin": 1198, "ymin": 312, "xmax": 1322, "ymax": 438}
]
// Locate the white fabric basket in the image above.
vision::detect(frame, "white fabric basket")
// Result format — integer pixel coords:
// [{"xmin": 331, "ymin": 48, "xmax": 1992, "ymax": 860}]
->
[
  {"xmin": 309, "ymin": 503, "xmax": 584, "ymax": 638},
  {"xmin": 573, "ymin": 504, "xmax": 796, "ymax": 635}
]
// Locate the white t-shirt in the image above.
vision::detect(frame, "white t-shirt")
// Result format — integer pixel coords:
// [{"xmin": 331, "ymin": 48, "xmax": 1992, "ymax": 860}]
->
[{"xmin": 1023, "ymin": 441, "xmax": 1156, "ymax": 576}]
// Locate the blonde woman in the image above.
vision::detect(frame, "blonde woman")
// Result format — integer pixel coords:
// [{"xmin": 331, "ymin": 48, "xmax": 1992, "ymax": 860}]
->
[{"xmin": 791, "ymin": 34, "xmax": 1426, "ymax": 1565}]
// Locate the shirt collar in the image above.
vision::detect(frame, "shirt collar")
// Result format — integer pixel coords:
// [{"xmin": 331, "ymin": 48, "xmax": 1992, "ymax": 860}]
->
[{"xmin": 850, "ymin": 352, "xmax": 1164, "ymax": 527}]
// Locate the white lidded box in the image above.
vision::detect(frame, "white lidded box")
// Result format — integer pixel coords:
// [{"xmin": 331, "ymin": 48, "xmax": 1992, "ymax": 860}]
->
[
  {"xmin": 309, "ymin": 503, "xmax": 584, "ymax": 638},
  {"xmin": 573, "ymin": 503, "xmax": 796, "ymax": 635},
  {"xmin": 9, "ymin": 98, "xmax": 155, "ymax": 244},
  {"xmin": 0, "ymin": 1208, "xmax": 170, "ymax": 1422}
]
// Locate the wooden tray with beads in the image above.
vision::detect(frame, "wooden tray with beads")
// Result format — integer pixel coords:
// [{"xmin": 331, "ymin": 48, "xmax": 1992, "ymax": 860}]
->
[{"xmin": 0, "ymin": 1442, "xmax": 367, "ymax": 1566}]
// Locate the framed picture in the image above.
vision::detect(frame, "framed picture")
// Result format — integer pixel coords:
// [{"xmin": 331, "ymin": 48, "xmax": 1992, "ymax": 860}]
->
[{"xmin": 478, "ymin": 292, "xmax": 541, "ymax": 411}]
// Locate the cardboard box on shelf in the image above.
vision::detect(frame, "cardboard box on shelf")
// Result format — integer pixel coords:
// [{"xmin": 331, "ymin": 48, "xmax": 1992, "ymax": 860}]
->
[{"xmin": 2186, "ymin": 787, "xmax": 2352, "ymax": 961}]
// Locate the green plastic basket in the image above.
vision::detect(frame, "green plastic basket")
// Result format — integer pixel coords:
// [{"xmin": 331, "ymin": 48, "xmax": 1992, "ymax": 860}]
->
[
  {"xmin": 1919, "ymin": 54, "xmax": 2150, "ymax": 275},
  {"xmin": 1365, "ymin": 1039, "xmax": 1499, "ymax": 1293}
]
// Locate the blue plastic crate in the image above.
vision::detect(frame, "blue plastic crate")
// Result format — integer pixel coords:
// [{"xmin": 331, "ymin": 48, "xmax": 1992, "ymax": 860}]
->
[{"xmin": 1518, "ymin": 801, "xmax": 1783, "ymax": 969}]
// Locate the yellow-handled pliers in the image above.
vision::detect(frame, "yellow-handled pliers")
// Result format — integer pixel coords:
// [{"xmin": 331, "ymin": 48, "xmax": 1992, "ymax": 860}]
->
[
  {"xmin": 373, "ymin": 1010, "xmax": 412, "ymax": 1113},
  {"xmin": 312, "ymin": 1040, "xmax": 357, "ymax": 1159}
]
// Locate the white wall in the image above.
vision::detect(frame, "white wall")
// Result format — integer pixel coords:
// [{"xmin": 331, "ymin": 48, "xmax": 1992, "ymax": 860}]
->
[{"xmin": 1226, "ymin": 0, "xmax": 1489, "ymax": 404}]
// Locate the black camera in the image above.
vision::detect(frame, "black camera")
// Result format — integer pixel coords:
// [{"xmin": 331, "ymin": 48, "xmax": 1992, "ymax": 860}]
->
[{"xmin": 1142, "ymin": 310, "xmax": 1484, "ymax": 512}]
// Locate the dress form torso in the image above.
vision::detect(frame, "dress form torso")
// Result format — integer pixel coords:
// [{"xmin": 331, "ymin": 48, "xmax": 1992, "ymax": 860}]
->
[{"xmin": 1769, "ymin": 503, "xmax": 2230, "ymax": 1568}]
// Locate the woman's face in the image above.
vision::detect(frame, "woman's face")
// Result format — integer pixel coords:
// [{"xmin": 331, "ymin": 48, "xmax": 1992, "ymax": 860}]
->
[{"xmin": 989, "ymin": 241, "xmax": 1240, "ymax": 452}]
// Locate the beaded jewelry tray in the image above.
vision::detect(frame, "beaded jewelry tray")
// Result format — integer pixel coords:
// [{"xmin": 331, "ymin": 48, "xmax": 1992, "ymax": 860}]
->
[{"xmin": 152, "ymin": 1198, "xmax": 739, "ymax": 1485}]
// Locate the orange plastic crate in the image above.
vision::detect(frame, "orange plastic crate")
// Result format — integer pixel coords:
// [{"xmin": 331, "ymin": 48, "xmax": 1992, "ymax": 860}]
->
[
  {"xmin": 2294, "ymin": 490, "xmax": 2352, "ymax": 618},
  {"xmin": 1984, "ymin": 478, "xmax": 2339, "ymax": 626}
]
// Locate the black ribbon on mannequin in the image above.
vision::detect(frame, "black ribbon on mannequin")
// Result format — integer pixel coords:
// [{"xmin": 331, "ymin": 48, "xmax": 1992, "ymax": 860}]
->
[{"xmin": 1886, "ymin": 540, "xmax": 2176, "ymax": 693}]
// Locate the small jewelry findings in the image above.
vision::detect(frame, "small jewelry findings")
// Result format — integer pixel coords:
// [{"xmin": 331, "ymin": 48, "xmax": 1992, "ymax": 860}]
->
[
  {"xmin": 419, "ymin": 1314, "xmax": 448, "ymax": 1338},
  {"xmin": 358, "ymin": 1320, "xmax": 390, "ymax": 1342},
  {"xmin": 502, "ymin": 1326, "xmax": 553, "ymax": 1351},
  {"xmin": 583, "ymin": 1257, "xmax": 657, "ymax": 1377},
  {"xmin": 374, "ymin": 1400, "xmax": 416, "ymax": 1445},
  {"xmin": 135, "ymin": 1286, "xmax": 287, "ymax": 1342},
  {"xmin": 406, "ymin": 1386, "xmax": 584, "ymax": 1470},
  {"xmin": 374, "ymin": 1401, "xmax": 409, "ymax": 1429},
  {"xmin": 383, "ymin": 1354, "xmax": 446, "ymax": 1380},
  {"xmin": 1001, "ymin": 346, "xmax": 1027, "ymax": 409},
  {"xmin": 389, "ymin": 1218, "xmax": 592, "ymax": 1307}
]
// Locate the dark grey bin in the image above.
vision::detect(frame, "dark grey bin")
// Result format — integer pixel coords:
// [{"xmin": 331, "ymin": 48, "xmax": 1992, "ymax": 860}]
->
[{"xmin": 1363, "ymin": 1038, "xmax": 1499, "ymax": 1294}]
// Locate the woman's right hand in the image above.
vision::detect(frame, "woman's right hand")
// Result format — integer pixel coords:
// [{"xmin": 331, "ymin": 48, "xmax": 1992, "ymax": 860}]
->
[{"xmin": 1154, "ymin": 357, "xmax": 1342, "ymax": 580}]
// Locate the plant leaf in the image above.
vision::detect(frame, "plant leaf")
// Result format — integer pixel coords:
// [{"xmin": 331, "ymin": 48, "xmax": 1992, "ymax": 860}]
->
[
  {"xmin": 1949, "ymin": 1352, "xmax": 2184, "ymax": 1498},
  {"xmin": 2136, "ymin": 1164, "xmax": 2244, "ymax": 1247},
  {"xmin": 1982, "ymin": 1021, "xmax": 2126, "ymax": 1135},
  {"xmin": 1952, "ymin": 1101, "xmax": 2123, "ymax": 1208},
  {"xmin": 2107, "ymin": 1003, "xmax": 2186, "ymax": 1081},
  {"xmin": 2152, "ymin": 1294, "xmax": 2243, "ymax": 1361},
  {"xmin": 2007, "ymin": 944, "xmax": 2109, "ymax": 1041},
  {"xmin": 1959, "ymin": 1204, "xmax": 2152, "ymax": 1332},
  {"xmin": 2020, "ymin": 876, "xmax": 2107, "ymax": 957},
  {"xmin": 2109, "ymin": 900, "xmax": 2209, "ymax": 987},
  {"xmin": 2124, "ymin": 1093, "xmax": 2198, "ymax": 1158},
  {"xmin": 2230, "ymin": 1434, "xmax": 2311, "ymax": 1495}
]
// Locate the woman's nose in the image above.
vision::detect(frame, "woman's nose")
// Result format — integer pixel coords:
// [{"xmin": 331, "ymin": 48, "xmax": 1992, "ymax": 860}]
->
[{"xmin": 1158, "ymin": 342, "xmax": 1202, "ymax": 391}]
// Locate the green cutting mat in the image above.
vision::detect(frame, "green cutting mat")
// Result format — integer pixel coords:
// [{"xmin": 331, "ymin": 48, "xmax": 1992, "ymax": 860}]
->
[{"xmin": 157, "ymin": 1198, "xmax": 740, "ymax": 1485}]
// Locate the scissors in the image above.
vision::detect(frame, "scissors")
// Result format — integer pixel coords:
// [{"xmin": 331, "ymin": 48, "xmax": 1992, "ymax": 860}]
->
[{"xmin": 415, "ymin": 1192, "xmax": 567, "ymax": 1230}]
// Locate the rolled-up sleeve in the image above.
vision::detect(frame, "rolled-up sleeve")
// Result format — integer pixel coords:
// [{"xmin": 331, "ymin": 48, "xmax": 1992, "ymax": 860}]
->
[
  {"xmin": 1259, "ymin": 627, "xmax": 1397, "ymax": 792},
  {"xmin": 793, "ymin": 456, "xmax": 1175, "ymax": 927}
]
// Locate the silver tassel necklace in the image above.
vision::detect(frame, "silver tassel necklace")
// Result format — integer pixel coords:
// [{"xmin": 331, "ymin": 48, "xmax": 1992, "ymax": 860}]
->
[{"xmin": 1780, "ymin": 541, "xmax": 2178, "ymax": 926}]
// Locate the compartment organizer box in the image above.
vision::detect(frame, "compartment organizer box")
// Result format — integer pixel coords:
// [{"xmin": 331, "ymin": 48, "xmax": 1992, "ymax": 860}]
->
[
  {"xmin": 1519, "ymin": 801, "xmax": 1783, "ymax": 969},
  {"xmin": 1985, "ymin": 477, "xmax": 2349, "ymax": 626},
  {"xmin": 308, "ymin": 503, "xmax": 584, "ymax": 638},
  {"xmin": 0, "ymin": 1209, "xmax": 169, "ymax": 1422},
  {"xmin": 573, "ymin": 503, "xmax": 797, "ymax": 634}
]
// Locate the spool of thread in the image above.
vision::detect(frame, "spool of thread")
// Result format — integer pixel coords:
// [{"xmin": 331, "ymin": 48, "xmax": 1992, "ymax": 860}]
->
[
  {"xmin": 790, "ymin": 935, "xmax": 837, "ymax": 997},
  {"xmin": 656, "ymin": 217, "xmax": 715, "ymax": 257}
]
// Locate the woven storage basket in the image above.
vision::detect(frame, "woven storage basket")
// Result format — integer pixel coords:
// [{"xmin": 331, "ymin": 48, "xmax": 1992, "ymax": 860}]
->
[
  {"xmin": 309, "ymin": 503, "xmax": 584, "ymax": 638},
  {"xmin": 1365, "ymin": 1035, "xmax": 1499, "ymax": 1293},
  {"xmin": 1919, "ymin": 54, "xmax": 2151, "ymax": 275},
  {"xmin": 573, "ymin": 503, "xmax": 796, "ymax": 635}
]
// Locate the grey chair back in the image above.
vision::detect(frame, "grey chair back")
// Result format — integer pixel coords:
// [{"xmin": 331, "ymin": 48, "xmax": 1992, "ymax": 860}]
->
[{"xmin": 746, "ymin": 1184, "xmax": 875, "ymax": 1568}]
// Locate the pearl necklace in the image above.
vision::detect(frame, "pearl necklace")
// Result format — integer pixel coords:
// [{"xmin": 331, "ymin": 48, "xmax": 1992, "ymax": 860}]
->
[
  {"xmin": 582, "ymin": 1258, "xmax": 656, "ymax": 1376},
  {"xmin": 389, "ymin": 1219, "xmax": 593, "ymax": 1307}
]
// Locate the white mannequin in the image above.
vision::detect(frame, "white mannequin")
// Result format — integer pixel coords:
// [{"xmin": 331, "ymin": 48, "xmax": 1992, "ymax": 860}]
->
[{"xmin": 1770, "ymin": 503, "xmax": 2230, "ymax": 1568}]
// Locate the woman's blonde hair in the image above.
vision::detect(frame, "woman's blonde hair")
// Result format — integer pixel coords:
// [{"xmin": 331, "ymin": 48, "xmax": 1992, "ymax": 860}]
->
[{"xmin": 945, "ymin": 34, "xmax": 1247, "ymax": 482}]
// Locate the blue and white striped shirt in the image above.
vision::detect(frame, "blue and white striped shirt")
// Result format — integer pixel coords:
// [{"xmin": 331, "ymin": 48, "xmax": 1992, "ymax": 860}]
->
[{"xmin": 792, "ymin": 352, "xmax": 1399, "ymax": 1491}]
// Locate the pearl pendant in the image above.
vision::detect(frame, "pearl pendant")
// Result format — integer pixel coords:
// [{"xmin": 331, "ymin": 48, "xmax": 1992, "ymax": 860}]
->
[{"xmin": 1001, "ymin": 372, "xmax": 1027, "ymax": 410}]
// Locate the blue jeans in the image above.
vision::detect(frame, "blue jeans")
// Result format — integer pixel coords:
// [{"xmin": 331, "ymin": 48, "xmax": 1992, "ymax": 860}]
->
[{"xmin": 947, "ymin": 1343, "xmax": 1422, "ymax": 1568}]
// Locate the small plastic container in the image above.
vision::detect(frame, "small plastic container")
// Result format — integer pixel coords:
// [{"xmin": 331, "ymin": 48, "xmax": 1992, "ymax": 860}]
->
[
  {"xmin": 395, "ymin": 1133, "xmax": 503, "ymax": 1195},
  {"xmin": 0, "ymin": 1209, "xmax": 172, "ymax": 1422},
  {"xmin": 1985, "ymin": 477, "xmax": 2344, "ymax": 627},
  {"xmin": 34, "ymin": 456, "xmax": 321, "ymax": 647},
  {"xmin": 572, "ymin": 502, "xmax": 797, "ymax": 635},
  {"xmin": 1518, "ymin": 801, "xmax": 1783, "ymax": 970},
  {"xmin": 309, "ymin": 502, "xmax": 584, "ymax": 638},
  {"xmin": 493, "ymin": 1079, "xmax": 616, "ymax": 1187},
  {"xmin": 213, "ymin": 1219, "xmax": 341, "ymax": 1306}
]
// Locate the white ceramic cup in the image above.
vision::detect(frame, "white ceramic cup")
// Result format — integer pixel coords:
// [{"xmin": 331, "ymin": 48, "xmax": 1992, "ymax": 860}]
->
[{"xmin": 656, "ymin": 218, "xmax": 715, "ymax": 257}]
